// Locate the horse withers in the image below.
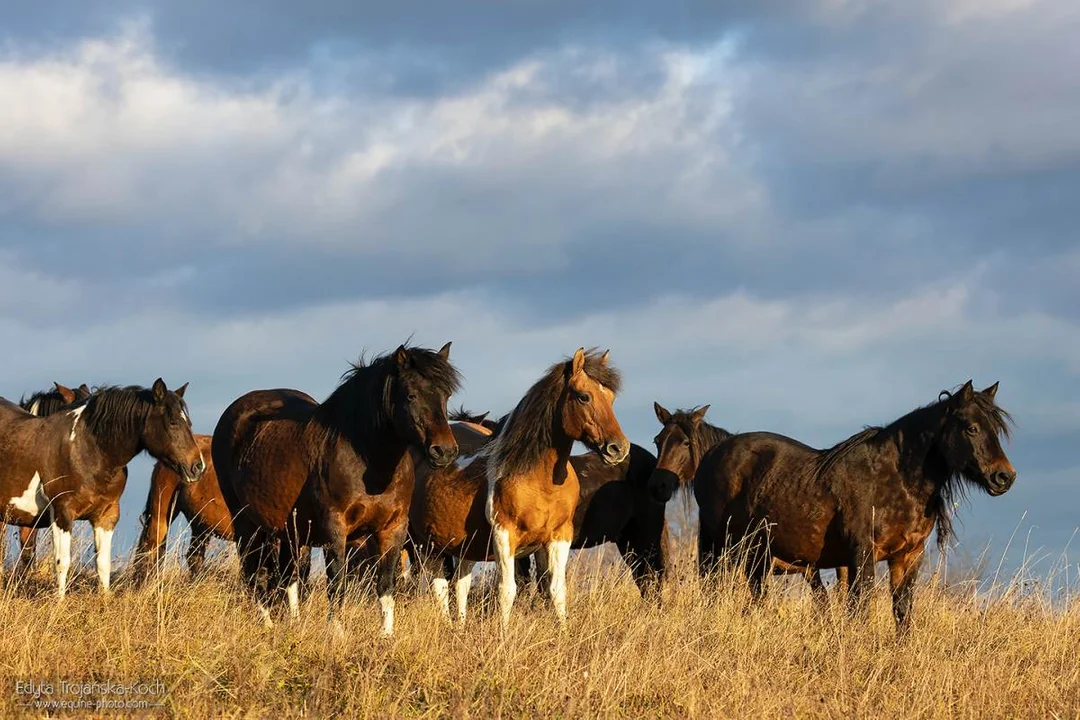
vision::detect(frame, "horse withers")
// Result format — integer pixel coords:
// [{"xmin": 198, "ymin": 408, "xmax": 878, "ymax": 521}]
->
[
  {"xmin": 411, "ymin": 348, "xmax": 630, "ymax": 628},
  {"xmin": 0, "ymin": 379, "xmax": 204, "ymax": 596},
  {"xmin": 212, "ymin": 343, "xmax": 460, "ymax": 636},
  {"xmin": 693, "ymin": 380, "xmax": 1015, "ymax": 632}
]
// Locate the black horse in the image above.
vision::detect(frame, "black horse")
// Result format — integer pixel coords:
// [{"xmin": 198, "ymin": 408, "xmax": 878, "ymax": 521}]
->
[{"xmin": 694, "ymin": 380, "xmax": 1016, "ymax": 631}]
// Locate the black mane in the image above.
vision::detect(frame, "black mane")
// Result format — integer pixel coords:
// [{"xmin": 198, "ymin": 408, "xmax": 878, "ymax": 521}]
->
[
  {"xmin": 491, "ymin": 349, "xmax": 622, "ymax": 479},
  {"xmin": 20, "ymin": 386, "xmax": 81, "ymax": 417},
  {"xmin": 813, "ymin": 385, "xmax": 1014, "ymax": 550},
  {"xmin": 81, "ymin": 385, "xmax": 185, "ymax": 450},
  {"xmin": 314, "ymin": 345, "xmax": 461, "ymax": 453}
]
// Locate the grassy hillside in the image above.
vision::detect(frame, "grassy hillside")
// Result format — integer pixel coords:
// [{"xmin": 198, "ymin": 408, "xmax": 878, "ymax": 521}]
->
[{"xmin": 0, "ymin": 541, "xmax": 1077, "ymax": 719}]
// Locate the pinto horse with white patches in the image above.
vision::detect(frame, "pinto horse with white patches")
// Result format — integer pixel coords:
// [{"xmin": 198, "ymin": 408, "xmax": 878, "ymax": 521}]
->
[
  {"xmin": 0, "ymin": 380, "xmax": 204, "ymax": 596},
  {"xmin": 411, "ymin": 348, "xmax": 629, "ymax": 628},
  {"xmin": 212, "ymin": 343, "xmax": 460, "ymax": 636},
  {"xmin": 3, "ymin": 383, "xmax": 93, "ymax": 580}
]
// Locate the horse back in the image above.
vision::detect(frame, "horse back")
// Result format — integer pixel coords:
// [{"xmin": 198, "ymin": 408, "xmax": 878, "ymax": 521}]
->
[{"xmin": 211, "ymin": 388, "xmax": 319, "ymax": 533}]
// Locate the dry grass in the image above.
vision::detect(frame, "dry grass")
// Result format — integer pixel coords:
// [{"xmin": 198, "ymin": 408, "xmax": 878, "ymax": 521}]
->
[{"xmin": 0, "ymin": 539, "xmax": 1077, "ymax": 720}]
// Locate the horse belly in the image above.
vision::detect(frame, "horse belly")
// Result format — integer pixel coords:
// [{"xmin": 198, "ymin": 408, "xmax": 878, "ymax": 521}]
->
[{"xmin": 414, "ymin": 465, "xmax": 489, "ymax": 559}]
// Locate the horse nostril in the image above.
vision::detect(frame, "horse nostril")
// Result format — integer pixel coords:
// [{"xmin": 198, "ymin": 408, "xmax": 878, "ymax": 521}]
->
[
  {"xmin": 994, "ymin": 469, "xmax": 1016, "ymax": 487},
  {"xmin": 191, "ymin": 459, "xmax": 206, "ymax": 477}
]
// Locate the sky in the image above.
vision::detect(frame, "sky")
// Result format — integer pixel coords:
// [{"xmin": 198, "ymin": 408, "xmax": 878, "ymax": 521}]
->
[{"xmin": 1, "ymin": 0, "xmax": 1078, "ymax": 587}]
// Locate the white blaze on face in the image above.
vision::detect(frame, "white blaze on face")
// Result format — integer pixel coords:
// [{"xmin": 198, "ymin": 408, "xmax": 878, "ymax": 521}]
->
[
  {"xmin": 9, "ymin": 471, "xmax": 47, "ymax": 516},
  {"xmin": 68, "ymin": 405, "xmax": 86, "ymax": 442}
]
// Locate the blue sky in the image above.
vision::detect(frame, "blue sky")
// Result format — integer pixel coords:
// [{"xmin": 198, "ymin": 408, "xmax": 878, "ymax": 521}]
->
[{"xmin": 1, "ymin": 0, "xmax": 1077, "ymax": 583}]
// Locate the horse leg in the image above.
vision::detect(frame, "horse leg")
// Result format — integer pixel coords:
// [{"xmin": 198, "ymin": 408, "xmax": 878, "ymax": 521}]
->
[
  {"xmin": 745, "ymin": 544, "xmax": 771, "ymax": 603},
  {"xmin": 889, "ymin": 549, "xmax": 924, "ymax": 634},
  {"xmin": 453, "ymin": 558, "xmax": 475, "ymax": 624},
  {"xmin": 237, "ymin": 530, "xmax": 277, "ymax": 626},
  {"xmin": 806, "ymin": 568, "xmax": 832, "ymax": 612},
  {"xmin": 533, "ymin": 550, "xmax": 551, "ymax": 602},
  {"xmin": 698, "ymin": 523, "xmax": 719, "ymax": 579},
  {"xmin": 323, "ymin": 520, "xmax": 349, "ymax": 626},
  {"xmin": 185, "ymin": 527, "xmax": 211, "ymax": 578},
  {"xmin": 372, "ymin": 523, "xmax": 408, "ymax": 637},
  {"xmin": 49, "ymin": 509, "xmax": 74, "ymax": 599},
  {"xmin": 846, "ymin": 540, "xmax": 876, "ymax": 617},
  {"xmin": 515, "ymin": 556, "xmax": 533, "ymax": 595},
  {"xmin": 618, "ymin": 535, "xmax": 662, "ymax": 601},
  {"xmin": 544, "ymin": 533, "xmax": 573, "ymax": 625},
  {"xmin": 277, "ymin": 534, "xmax": 302, "ymax": 621},
  {"xmin": 423, "ymin": 553, "xmax": 453, "ymax": 620},
  {"xmin": 14, "ymin": 526, "xmax": 38, "ymax": 582},
  {"xmin": 91, "ymin": 502, "xmax": 120, "ymax": 594},
  {"xmin": 297, "ymin": 545, "xmax": 312, "ymax": 601},
  {"xmin": 492, "ymin": 523, "xmax": 519, "ymax": 630}
]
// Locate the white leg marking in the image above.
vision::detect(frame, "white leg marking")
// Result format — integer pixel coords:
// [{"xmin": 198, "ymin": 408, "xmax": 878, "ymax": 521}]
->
[
  {"xmin": 431, "ymin": 577, "xmax": 450, "ymax": 619},
  {"xmin": 286, "ymin": 581, "xmax": 300, "ymax": 620},
  {"xmin": 257, "ymin": 605, "xmax": 274, "ymax": 628},
  {"xmin": 493, "ymin": 525, "xmax": 517, "ymax": 630},
  {"xmin": 379, "ymin": 593, "xmax": 395, "ymax": 637},
  {"xmin": 547, "ymin": 540, "xmax": 572, "ymax": 624},
  {"xmin": 93, "ymin": 525, "xmax": 114, "ymax": 593},
  {"xmin": 454, "ymin": 560, "xmax": 475, "ymax": 624},
  {"xmin": 9, "ymin": 472, "xmax": 46, "ymax": 515},
  {"xmin": 51, "ymin": 521, "xmax": 72, "ymax": 599},
  {"xmin": 68, "ymin": 405, "xmax": 86, "ymax": 442}
]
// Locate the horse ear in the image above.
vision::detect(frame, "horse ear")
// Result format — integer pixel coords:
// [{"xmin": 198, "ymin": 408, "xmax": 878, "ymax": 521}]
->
[
  {"xmin": 476, "ymin": 411, "xmax": 490, "ymax": 423},
  {"xmin": 395, "ymin": 345, "xmax": 410, "ymax": 368},
  {"xmin": 54, "ymin": 383, "xmax": 76, "ymax": 404},
  {"xmin": 958, "ymin": 380, "xmax": 974, "ymax": 403},
  {"xmin": 175, "ymin": 382, "xmax": 189, "ymax": 399},
  {"xmin": 570, "ymin": 347, "xmax": 586, "ymax": 376},
  {"xmin": 151, "ymin": 378, "xmax": 168, "ymax": 402},
  {"xmin": 654, "ymin": 402, "xmax": 672, "ymax": 424},
  {"xmin": 77, "ymin": 384, "xmax": 91, "ymax": 395},
  {"xmin": 600, "ymin": 349, "xmax": 610, "ymax": 366},
  {"xmin": 691, "ymin": 405, "xmax": 711, "ymax": 425},
  {"xmin": 437, "ymin": 342, "xmax": 452, "ymax": 360},
  {"xmin": 982, "ymin": 381, "xmax": 999, "ymax": 400}
]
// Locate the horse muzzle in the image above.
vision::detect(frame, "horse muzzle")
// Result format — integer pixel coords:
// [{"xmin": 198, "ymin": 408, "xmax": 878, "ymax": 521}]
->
[
  {"xmin": 426, "ymin": 442, "xmax": 460, "ymax": 468},
  {"xmin": 598, "ymin": 440, "xmax": 630, "ymax": 466},
  {"xmin": 647, "ymin": 469, "xmax": 679, "ymax": 503},
  {"xmin": 986, "ymin": 469, "xmax": 1016, "ymax": 496},
  {"xmin": 181, "ymin": 458, "xmax": 207, "ymax": 484}
]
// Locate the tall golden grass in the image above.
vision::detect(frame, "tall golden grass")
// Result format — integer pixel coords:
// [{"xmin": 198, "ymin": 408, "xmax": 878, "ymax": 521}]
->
[{"xmin": 0, "ymin": 530, "xmax": 1077, "ymax": 719}]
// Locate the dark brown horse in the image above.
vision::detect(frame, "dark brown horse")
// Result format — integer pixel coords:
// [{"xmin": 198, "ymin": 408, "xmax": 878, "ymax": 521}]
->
[
  {"xmin": 212, "ymin": 343, "xmax": 461, "ymax": 636},
  {"xmin": 648, "ymin": 402, "xmax": 849, "ymax": 598},
  {"xmin": 132, "ymin": 434, "xmax": 316, "ymax": 590},
  {"xmin": 694, "ymin": 381, "xmax": 1016, "ymax": 631},
  {"xmin": 411, "ymin": 348, "xmax": 629, "ymax": 628},
  {"xmin": 0, "ymin": 380, "xmax": 204, "ymax": 596},
  {"xmin": 3, "ymin": 383, "xmax": 92, "ymax": 579}
]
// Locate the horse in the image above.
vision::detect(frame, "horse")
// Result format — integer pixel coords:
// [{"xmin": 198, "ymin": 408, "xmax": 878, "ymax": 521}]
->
[
  {"xmin": 410, "ymin": 348, "xmax": 630, "ymax": 628},
  {"xmin": 2, "ymin": 383, "xmax": 93, "ymax": 579},
  {"xmin": 693, "ymin": 380, "xmax": 1016, "ymax": 631},
  {"xmin": 649, "ymin": 403, "xmax": 849, "ymax": 598},
  {"xmin": 0, "ymin": 379, "xmax": 204, "ymax": 596},
  {"xmin": 212, "ymin": 343, "xmax": 461, "ymax": 636}
]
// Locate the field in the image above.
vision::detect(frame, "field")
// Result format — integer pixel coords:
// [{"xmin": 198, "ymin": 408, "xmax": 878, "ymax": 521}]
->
[{"xmin": 1, "ymin": 530, "xmax": 1078, "ymax": 719}]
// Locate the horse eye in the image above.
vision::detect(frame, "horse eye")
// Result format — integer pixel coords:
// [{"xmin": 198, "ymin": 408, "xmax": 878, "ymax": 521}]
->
[
  {"xmin": 576, "ymin": 392, "xmax": 591, "ymax": 403},
  {"xmin": 966, "ymin": 424, "xmax": 980, "ymax": 435},
  {"xmin": 682, "ymin": 439, "xmax": 691, "ymax": 447},
  {"xmin": 407, "ymin": 393, "xmax": 419, "ymax": 403}
]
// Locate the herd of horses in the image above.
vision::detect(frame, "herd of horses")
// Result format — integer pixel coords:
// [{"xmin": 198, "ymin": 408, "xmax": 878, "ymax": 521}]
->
[{"xmin": 0, "ymin": 344, "xmax": 1017, "ymax": 636}]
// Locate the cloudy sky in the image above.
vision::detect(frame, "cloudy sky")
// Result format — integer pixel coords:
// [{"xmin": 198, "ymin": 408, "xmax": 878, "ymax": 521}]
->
[{"xmin": 2, "ymin": 0, "xmax": 1077, "ymax": 583}]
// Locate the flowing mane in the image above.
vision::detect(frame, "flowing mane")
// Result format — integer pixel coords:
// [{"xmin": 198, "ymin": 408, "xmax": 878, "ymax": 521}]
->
[
  {"xmin": 81, "ymin": 386, "xmax": 180, "ymax": 448},
  {"xmin": 20, "ymin": 386, "xmax": 83, "ymax": 417},
  {"xmin": 490, "ymin": 349, "xmax": 622, "ymax": 479},
  {"xmin": 312, "ymin": 346, "xmax": 461, "ymax": 455}
]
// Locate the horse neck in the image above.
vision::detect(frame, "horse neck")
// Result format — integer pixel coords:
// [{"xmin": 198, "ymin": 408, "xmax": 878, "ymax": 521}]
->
[
  {"xmin": 878, "ymin": 401, "xmax": 952, "ymax": 495},
  {"xmin": 494, "ymin": 417, "xmax": 576, "ymax": 487},
  {"xmin": 72, "ymin": 402, "xmax": 143, "ymax": 477}
]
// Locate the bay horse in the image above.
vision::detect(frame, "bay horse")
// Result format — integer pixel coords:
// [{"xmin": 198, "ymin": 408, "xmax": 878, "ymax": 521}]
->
[
  {"xmin": 410, "ymin": 348, "xmax": 630, "ymax": 628},
  {"xmin": 694, "ymin": 380, "xmax": 1016, "ymax": 631},
  {"xmin": 3, "ymin": 383, "xmax": 92, "ymax": 579},
  {"xmin": 649, "ymin": 403, "xmax": 848, "ymax": 596},
  {"xmin": 212, "ymin": 343, "xmax": 461, "ymax": 636},
  {"xmin": 0, "ymin": 379, "xmax": 204, "ymax": 596}
]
